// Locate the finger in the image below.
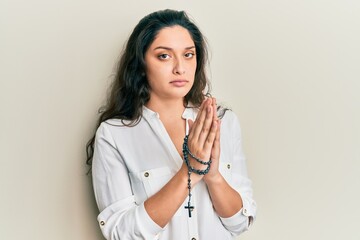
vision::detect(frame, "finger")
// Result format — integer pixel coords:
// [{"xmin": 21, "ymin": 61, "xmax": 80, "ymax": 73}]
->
[
  {"xmin": 211, "ymin": 119, "xmax": 221, "ymax": 160},
  {"xmin": 203, "ymin": 118, "xmax": 218, "ymax": 152},
  {"xmin": 198, "ymin": 101, "xmax": 215, "ymax": 144},
  {"xmin": 188, "ymin": 99, "xmax": 206, "ymax": 138},
  {"xmin": 212, "ymin": 98, "xmax": 218, "ymax": 121},
  {"xmin": 191, "ymin": 98, "xmax": 211, "ymax": 141}
]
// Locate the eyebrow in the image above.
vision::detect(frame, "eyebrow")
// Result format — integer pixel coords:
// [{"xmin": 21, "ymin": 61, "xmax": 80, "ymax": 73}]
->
[{"xmin": 153, "ymin": 46, "xmax": 196, "ymax": 51}]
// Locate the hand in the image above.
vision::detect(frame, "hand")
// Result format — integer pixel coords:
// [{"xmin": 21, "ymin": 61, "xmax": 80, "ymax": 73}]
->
[
  {"xmin": 203, "ymin": 98, "xmax": 221, "ymax": 182},
  {"xmin": 186, "ymin": 98, "xmax": 218, "ymax": 179}
]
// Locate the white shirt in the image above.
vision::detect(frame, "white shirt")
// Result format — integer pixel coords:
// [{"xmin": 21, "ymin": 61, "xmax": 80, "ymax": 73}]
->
[{"xmin": 92, "ymin": 106, "xmax": 256, "ymax": 240}]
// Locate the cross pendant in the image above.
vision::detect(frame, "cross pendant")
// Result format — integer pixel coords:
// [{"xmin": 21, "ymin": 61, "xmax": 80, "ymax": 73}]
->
[{"xmin": 184, "ymin": 201, "xmax": 194, "ymax": 217}]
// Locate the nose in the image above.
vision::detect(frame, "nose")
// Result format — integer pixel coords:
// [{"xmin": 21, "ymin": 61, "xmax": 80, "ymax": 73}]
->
[{"xmin": 173, "ymin": 58, "xmax": 185, "ymax": 75}]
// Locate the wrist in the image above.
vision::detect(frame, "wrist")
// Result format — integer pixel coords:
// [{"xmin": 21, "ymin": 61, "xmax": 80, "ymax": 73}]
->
[
  {"xmin": 179, "ymin": 163, "xmax": 202, "ymax": 185},
  {"xmin": 203, "ymin": 172, "xmax": 223, "ymax": 186}
]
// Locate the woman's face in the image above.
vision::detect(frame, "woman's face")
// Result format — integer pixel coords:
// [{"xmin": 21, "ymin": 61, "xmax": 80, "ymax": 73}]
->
[{"xmin": 144, "ymin": 25, "xmax": 197, "ymax": 102}]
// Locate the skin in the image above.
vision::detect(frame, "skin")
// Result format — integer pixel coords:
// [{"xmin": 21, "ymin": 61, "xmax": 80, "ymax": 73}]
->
[{"xmin": 143, "ymin": 25, "xmax": 243, "ymax": 228}]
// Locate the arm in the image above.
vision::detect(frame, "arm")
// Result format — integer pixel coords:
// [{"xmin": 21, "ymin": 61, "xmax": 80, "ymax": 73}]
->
[
  {"xmin": 92, "ymin": 123, "xmax": 164, "ymax": 240},
  {"xmin": 143, "ymin": 164, "xmax": 192, "ymax": 227},
  {"xmin": 203, "ymin": 100, "xmax": 256, "ymax": 235},
  {"xmin": 204, "ymin": 172, "xmax": 243, "ymax": 218}
]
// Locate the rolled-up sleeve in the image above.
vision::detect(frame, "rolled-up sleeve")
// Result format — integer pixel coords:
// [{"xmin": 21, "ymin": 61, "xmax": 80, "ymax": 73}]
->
[
  {"xmin": 219, "ymin": 112, "xmax": 257, "ymax": 236},
  {"xmin": 92, "ymin": 123, "xmax": 164, "ymax": 240}
]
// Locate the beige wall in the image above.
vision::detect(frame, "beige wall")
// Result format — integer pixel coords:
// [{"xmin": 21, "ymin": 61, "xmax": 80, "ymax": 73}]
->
[{"xmin": 1, "ymin": 0, "xmax": 359, "ymax": 239}]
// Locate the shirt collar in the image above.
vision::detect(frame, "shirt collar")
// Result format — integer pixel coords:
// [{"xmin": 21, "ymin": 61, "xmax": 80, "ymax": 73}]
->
[
  {"xmin": 142, "ymin": 105, "xmax": 160, "ymax": 119},
  {"xmin": 142, "ymin": 104, "xmax": 198, "ymax": 121}
]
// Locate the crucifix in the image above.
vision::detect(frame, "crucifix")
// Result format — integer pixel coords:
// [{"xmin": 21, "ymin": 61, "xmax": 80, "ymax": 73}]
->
[{"xmin": 184, "ymin": 201, "xmax": 194, "ymax": 217}]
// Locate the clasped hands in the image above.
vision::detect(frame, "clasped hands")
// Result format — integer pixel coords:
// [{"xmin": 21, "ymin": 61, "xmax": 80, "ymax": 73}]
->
[{"xmin": 185, "ymin": 97, "xmax": 221, "ymax": 184}]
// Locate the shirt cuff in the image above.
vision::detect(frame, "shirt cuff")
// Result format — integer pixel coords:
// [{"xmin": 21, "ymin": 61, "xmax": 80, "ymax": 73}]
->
[
  {"xmin": 219, "ymin": 198, "xmax": 256, "ymax": 229},
  {"xmin": 220, "ymin": 207, "xmax": 248, "ymax": 227}
]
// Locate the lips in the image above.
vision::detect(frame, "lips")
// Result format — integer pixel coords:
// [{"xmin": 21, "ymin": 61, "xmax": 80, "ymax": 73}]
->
[{"xmin": 170, "ymin": 79, "xmax": 188, "ymax": 87}]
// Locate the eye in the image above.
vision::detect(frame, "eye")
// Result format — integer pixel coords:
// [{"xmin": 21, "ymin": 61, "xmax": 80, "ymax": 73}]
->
[
  {"xmin": 158, "ymin": 54, "xmax": 170, "ymax": 60},
  {"xmin": 185, "ymin": 52, "xmax": 195, "ymax": 58}
]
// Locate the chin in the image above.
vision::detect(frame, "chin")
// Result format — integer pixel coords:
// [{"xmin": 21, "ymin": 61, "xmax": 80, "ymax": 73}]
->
[{"xmin": 173, "ymin": 89, "xmax": 191, "ymax": 99}]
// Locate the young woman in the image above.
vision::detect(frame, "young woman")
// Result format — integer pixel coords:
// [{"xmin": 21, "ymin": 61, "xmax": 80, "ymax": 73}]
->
[{"xmin": 86, "ymin": 9, "xmax": 256, "ymax": 240}]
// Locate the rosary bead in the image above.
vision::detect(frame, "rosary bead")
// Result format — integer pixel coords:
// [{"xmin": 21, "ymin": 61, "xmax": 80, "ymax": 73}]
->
[{"xmin": 183, "ymin": 134, "xmax": 211, "ymax": 218}]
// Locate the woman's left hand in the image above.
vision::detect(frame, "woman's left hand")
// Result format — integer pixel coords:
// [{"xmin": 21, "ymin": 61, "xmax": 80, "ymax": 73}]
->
[{"xmin": 203, "ymin": 98, "xmax": 221, "ymax": 183}]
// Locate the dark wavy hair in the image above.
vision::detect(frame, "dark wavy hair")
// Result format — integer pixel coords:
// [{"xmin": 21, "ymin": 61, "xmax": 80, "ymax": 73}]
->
[{"xmin": 86, "ymin": 9, "xmax": 211, "ymax": 168}]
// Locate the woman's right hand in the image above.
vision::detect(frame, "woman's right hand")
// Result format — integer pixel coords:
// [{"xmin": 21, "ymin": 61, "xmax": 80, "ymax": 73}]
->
[{"xmin": 184, "ymin": 98, "xmax": 218, "ymax": 181}]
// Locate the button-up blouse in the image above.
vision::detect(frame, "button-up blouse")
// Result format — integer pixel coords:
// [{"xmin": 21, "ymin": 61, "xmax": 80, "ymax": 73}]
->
[{"xmin": 92, "ymin": 106, "xmax": 256, "ymax": 240}]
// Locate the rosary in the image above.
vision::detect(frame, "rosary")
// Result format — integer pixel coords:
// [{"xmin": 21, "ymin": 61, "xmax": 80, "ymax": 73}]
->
[{"xmin": 182, "ymin": 135, "xmax": 212, "ymax": 218}]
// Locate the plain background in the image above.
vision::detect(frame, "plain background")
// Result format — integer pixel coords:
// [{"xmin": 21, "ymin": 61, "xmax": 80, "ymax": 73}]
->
[{"xmin": 1, "ymin": 0, "xmax": 359, "ymax": 239}]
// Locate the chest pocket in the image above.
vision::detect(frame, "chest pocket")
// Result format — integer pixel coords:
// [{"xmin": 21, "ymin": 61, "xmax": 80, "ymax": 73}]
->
[
  {"xmin": 219, "ymin": 162, "xmax": 232, "ymax": 183},
  {"xmin": 129, "ymin": 166, "xmax": 183, "ymax": 217}
]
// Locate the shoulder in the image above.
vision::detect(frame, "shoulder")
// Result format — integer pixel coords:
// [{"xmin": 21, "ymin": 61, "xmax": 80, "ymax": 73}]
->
[
  {"xmin": 220, "ymin": 108, "xmax": 238, "ymax": 123},
  {"xmin": 96, "ymin": 119, "xmax": 129, "ymax": 134},
  {"xmin": 95, "ymin": 118, "xmax": 140, "ymax": 140},
  {"xmin": 220, "ymin": 109, "xmax": 243, "ymax": 134}
]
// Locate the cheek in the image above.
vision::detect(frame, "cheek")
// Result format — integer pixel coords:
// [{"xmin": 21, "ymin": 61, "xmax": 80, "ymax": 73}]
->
[
  {"xmin": 188, "ymin": 59, "xmax": 197, "ymax": 71},
  {"xmin": 187, "ymin": 62, "xmax": 197, "ymax": 77},
  {"xmin": 147, "ymin": 62, "xmax": 172, "ymax": 77},
  {"xmin": 146, "ymin": 65, "xmax": 169, "ymax": 89}
]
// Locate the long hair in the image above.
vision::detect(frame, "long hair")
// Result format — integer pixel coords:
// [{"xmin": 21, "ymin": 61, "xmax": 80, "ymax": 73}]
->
[{"xmin": 86, "ymin": 9, "xmax": 210, "ymax": 168}]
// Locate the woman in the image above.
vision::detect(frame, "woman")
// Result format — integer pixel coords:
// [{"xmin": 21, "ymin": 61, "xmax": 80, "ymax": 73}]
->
[{"xmin": 86, "ymin": 9, "xmax": 256, "ymax": 240}]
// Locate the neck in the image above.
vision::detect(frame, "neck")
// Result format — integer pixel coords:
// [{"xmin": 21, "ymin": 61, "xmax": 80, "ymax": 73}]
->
[{"xmin": 145, "ymin": 97, "xmax": 186, "ymax": 120}]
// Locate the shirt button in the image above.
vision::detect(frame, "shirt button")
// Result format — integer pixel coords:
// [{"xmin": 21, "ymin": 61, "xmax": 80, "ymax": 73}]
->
[
  {"xmin": 243, "ymin": 208, "xmax": 248, "ymax": 216},
  {"xmin": 100, "ymin": 221, "xmax": 105, "ymax": 226},
  {"xmin": 144, "ymin": 172, "xmax": 149, "ymax": 177},
  {"xmin": 227, "ymin": 164, "xmax": 231, "ymax": 169},
  {"xmin": 191, "ymin": 238, "xmax": 196, "ymax": 240}
]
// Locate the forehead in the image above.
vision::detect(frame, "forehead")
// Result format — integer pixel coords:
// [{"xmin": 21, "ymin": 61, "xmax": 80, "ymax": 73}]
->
[{"xmin": 150, "ymin": 25, "xmax": 195, "ymax": 49}]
